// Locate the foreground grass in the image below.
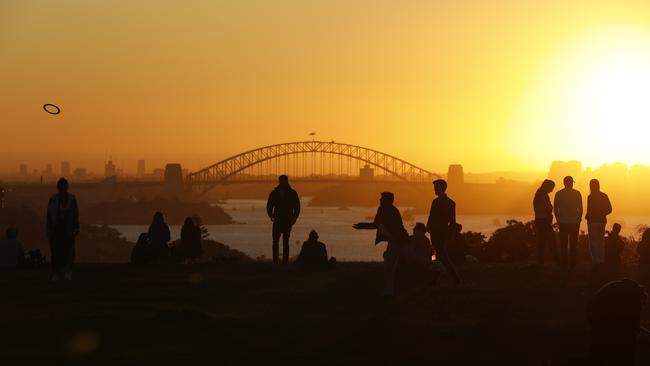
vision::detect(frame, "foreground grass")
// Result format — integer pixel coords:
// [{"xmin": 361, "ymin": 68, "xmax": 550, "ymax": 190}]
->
[{"xmin": 1, "ymin": 262, "xmax": 648, "ymax": 365}]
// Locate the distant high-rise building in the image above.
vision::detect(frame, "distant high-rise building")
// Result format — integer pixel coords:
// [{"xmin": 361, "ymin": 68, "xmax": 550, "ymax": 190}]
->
[
  {"xmin": 19, "ymin": 164, "xmax": 28, "ymax": 175},
  {"xmin": 447, "ymin": 164, "xmax": 465, "ymax": 187},
  {"xmin": 137, "ymin": 159, "xmax": 145, "ymax": 177},
  {"xmin": 359, "ymin": 164, "xmax": 374, "ymax": 180},
  {"xmin": 44, "ymin": 163, "xmax": 53, "ymax": 176},
  {"xmin": 105, "ymin": 160, "xmax": 116, "ymax": 177},
  {"xmin": 61, "ymin": 161, "xmax": 71, "ymax": 177},
  {"xmin": 164, "ymin": 163, "xmax": 184, "ymax": 196}
]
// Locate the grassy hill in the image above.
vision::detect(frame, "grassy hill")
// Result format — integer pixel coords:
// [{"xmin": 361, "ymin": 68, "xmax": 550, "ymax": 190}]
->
[{"xmin": 1, "ymin": 262, "xmax": 649, "ymax": 364}]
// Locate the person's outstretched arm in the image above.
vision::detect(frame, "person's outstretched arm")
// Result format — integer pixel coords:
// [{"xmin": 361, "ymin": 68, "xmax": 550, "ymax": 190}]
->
[{"xmin": 354, "ymin": 207, "xmax": 379, "ymax": 230}]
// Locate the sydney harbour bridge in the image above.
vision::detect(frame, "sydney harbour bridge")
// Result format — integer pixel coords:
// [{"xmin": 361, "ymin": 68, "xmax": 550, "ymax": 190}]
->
[{"xmin": 185, "ymin": 141, "xmax": 441, "ymax": 194}]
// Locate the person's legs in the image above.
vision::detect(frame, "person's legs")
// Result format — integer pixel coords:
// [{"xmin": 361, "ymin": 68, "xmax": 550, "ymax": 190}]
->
[
  {"xmin": 272, "ymin": 222, "xmax": 281, "ymax": 264},
  {"xmin": 558, "ymin": 225, "xmax": 570, "ymax": 271},
  {"xmin": 383, "ymin": 241, "xmax": 399, "ymax": 296},
  {"xmin": 569, "ymin": 224, "xmax": 580, "ymax": 271},
  {"xmin": 281, "ymin": 226, "xmax": 291, "ymax": 264},
  {"xmin": 588, "ymin": 223, "xmax": 606, "ymax": 265},
  {"xmin": 50, "ymin": 239, "xmax": 62, "ymax": 277},
  {"xmin": 536, "ymin": 220, "xmax": 557, "ymax": 266},
  {"xmin": 432, "ymin": 233, "xmax": 461, "ymax": 284}
]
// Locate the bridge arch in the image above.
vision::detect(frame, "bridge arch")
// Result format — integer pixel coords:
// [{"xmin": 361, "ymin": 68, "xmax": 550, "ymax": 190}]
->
[{"xmin": 187, "ymin": 141, "xmax": 440, "ymax": 193}]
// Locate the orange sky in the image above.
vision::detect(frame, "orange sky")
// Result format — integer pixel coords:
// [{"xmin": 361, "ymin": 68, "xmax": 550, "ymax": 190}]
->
[{"xmin": 2, "ymin": 1, "xmax": 650, "ymax": 175}]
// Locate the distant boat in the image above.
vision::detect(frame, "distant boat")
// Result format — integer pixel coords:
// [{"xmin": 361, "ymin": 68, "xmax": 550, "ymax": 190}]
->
[{"xmin": 338, "ymin": 206, "xmax": 350, "ymax": 211}]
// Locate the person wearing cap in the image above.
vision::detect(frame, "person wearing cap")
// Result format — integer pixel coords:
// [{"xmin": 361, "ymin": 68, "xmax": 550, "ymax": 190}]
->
[
  {"xmin": 586, "ymin": 178, "xmax": 613, "ymax": 268},
  {"xmin": 533, "ymin": 179, "xmax": 559, "ymax": 266},
  {"xmin": 46, "ymin": 178, "xmax": 80, "ymax": 281},
  {"xmin": 427, "ymin": 179, "xmax": 461, "ymax": 285},
  {"xmin": 354, "ymin": 191, "xmax": 409, "ymax": 296},
  {"xmin": 553, "ymin": 176, "xmax": 583, "ymax": 271},
  {"xmin": 266, "ymin": 175, "xmax": 301, "ymax": 264}
]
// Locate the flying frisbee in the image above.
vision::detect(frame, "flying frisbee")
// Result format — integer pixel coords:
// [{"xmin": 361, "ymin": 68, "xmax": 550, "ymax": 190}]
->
[{"xmin": 43, "ymin": 104, "xmax": 61, "ymax": 115}]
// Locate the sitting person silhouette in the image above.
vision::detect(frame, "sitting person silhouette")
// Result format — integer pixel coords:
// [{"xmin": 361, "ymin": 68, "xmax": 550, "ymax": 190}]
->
[
  {"xmin": 403, "ymin": 223, "xmax": 433, "ymax": 265},
  {"xmin": 637, "ymin": 228, "xmax": 650, "ymax": 268},
  {"xmin": 586, "ymin": 279, "xmax": 650, "ymax": 365},
  {"xmin": 297, "ymin": 230, "xmax": 335, "ymax": 269},
  {"xmin": 148, "ymin": 211, "xmax": 171, "ymax": 261},
  {"xmin": 0, "ymin": 227, "xmax": 25, "ymax": 269},
  {"xmin": 399, "ymin": 223, "xmax": 433, "ymax": 291},
  {"xmin": 604, "ymin": 223, "xmax": 625, "ymax": 266},
  {"xmin": 131, "ymin": 232, "xmax": 152, "ymax": 265},
  {"xmin": 447, "ymin": 223, "xmax": 467, "ymax": 264},
  {"xmin": 180, "ymin": 217, "xmax": 202, "ymax": 262}
]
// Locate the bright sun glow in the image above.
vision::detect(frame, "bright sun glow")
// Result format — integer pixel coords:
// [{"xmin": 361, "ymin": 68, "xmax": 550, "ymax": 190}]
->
[{"xmin": 511, "ymin": 27, "xmax": 650, "ymax": 168}]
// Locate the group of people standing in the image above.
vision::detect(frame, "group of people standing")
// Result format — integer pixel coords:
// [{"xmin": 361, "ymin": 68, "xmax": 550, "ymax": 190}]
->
[{"xmin": 534, "ymin": 176, "xmax": 615, "ymax": 271}]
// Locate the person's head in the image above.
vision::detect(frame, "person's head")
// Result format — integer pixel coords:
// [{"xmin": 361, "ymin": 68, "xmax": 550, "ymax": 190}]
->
[
  {"xmin": 588, "ymin": 279, "xmax": 647, "ymax": 353},
  {"xmin": 611, "ymin": 223, "xmax": 622, "ymax": 236},
  {"xmin": 453, "ymin": 222, "xmax": 463, "ymax": 233},
  {"xmin": 413, "ymin": 222, "xmax": 426, "ymax": 236},
  {"xmin": 540, "ymin": 179, "xmax": 555, "ymax": 194},
  {"xmin": 380, "ymin": 192, "xmax": 394, "ymax": 207},
  {"xmin": 563, "ymin": 176, "xmax": 575, "ymax": 189},
  {"xmin": 57, "ymin": 178, "xmax": 69, "ymax": 195},
  {"xmin": 183, "ymin": 217, "xmax": 195, "ymax": 227},
  {"xmin": 5, "ymin": 227, "xmax": 18, "ymax": 240},
  {"xmin": 278, "ymin": 174, "xmax": 289, "ymax": 188},
  {"xmin": 152, "ymin": 211, "xmax": 165, "ymax": 224},
  {"xmin": 308, "ymin": 230, "xmax": 319, "ymax": 241},
  {"xmin": 590, "ymin": 178, "xmax": 601, "ymax": 193},
  {"xmin": 433, "ymin": 179, "xmax": 448, "ymax": 196}
]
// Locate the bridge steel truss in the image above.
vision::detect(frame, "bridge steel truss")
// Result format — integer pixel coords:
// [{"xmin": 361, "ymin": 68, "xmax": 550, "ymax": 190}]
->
[{"xmin": 187, "ymin": 141, "xmax": 440, "ymax": 192}]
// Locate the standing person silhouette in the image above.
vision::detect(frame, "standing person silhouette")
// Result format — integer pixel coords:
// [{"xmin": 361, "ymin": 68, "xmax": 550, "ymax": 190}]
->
[
  {"xmin": 266, "ymin": 175, "xmax": 301, "ymax": 264},
  {"xmin": 427, "ymin": 179, "xmax": 461, "ymax": 285},
  {"xmin": 46, "ymin": 178, "xmax": 79, "ymax": 281},
  {"xmin": 354, "ymin": 192, "xmax": 409, "ymax": 296},
  {"xmin": 586, "ymin": 179, "xmax": 613, "ymax": 268},
  {"xmin": 533, "ymin": 179, "xmax": 559, "ymax": 266},
  {"xmin": 554, "ymin": 176, "xmax": 583, "ymax": 272}
]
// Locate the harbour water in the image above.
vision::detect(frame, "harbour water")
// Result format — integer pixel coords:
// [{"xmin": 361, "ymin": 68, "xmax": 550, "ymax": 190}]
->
[{"xmin": 115, "ymin": 199, "xmax": 649, "ymax": 262}]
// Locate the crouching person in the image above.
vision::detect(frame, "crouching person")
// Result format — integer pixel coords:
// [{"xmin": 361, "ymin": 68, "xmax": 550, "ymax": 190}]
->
[{"xmin": 297, "ymin": 230, "xmax": 336, "ymax": 270}]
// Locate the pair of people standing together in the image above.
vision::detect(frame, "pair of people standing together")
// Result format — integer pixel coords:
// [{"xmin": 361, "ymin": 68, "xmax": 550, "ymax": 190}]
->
[{"xmin": 534, "ymin": 176, "xmax": 612, "ymax": 270}]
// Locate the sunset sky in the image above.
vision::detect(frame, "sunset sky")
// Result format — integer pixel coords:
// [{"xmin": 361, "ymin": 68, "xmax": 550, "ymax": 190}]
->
[{"xmin": 2, "ymin": 1, "xmax": 650, "ymax": 175}]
